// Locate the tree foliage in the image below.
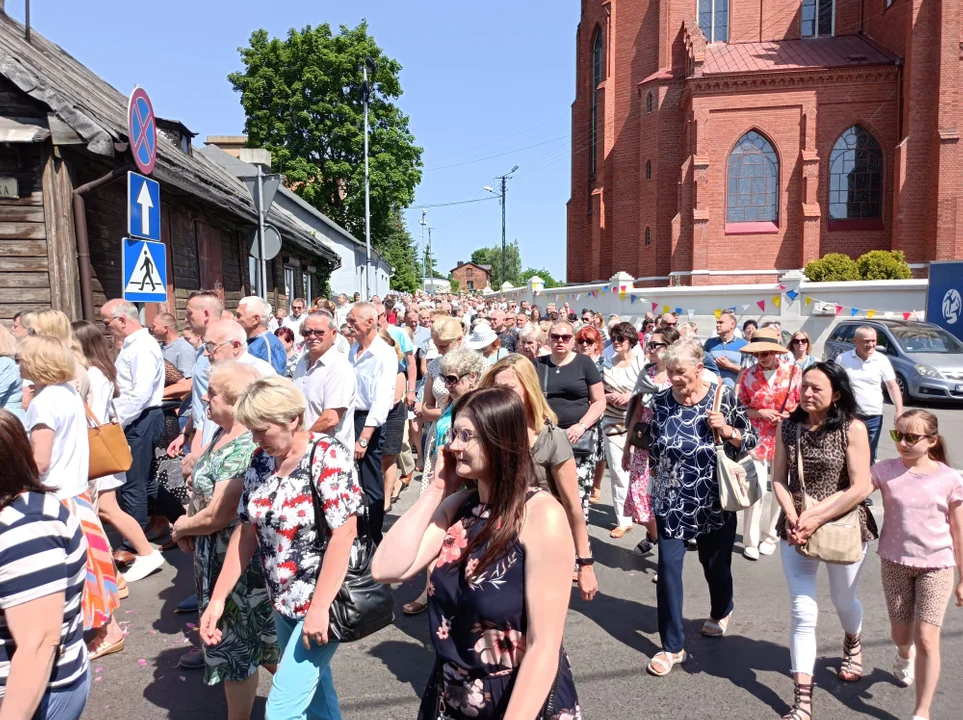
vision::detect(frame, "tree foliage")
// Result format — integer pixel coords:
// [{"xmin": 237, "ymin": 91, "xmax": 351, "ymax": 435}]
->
[
  {"xmin": 856, "ymin": 250, "xmax": 912, "ymax": 280},
  {"xmin": 379, "ymin": 213, "xmax": 420, "ymax": 293},
  {"xmin": 422, "ymin": 246, "xmax": 444, "ymax": 279},
  {"xmin": 470, "ymin": 241, "xmax": 522, "ymax": 288},
  {"xmin": 520, "ymin": 267, "xmax": 562, "ymax": 288},
  {"xmin": 230, "ymin": 22, "xmax": 423, "ymax": 273}
]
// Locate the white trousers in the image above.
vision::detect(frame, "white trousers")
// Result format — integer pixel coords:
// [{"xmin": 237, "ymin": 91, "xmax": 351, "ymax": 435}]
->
[
  {"xmin": 603, "ymin": 430, "xmax": 632, "ymax": 529},
  {"xmin": 780, "ymin": 540, "xmax": 868, "ymax": 675},
  {"xmin": 742, "ymin": 458, "xmax": 779, "ymax": 549}
]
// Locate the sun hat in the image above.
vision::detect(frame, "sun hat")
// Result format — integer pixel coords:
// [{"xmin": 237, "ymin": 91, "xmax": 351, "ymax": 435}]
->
[
  {"xmin": 464, "ymin": 322, "xmax": 498, "ymax": 350},
  {"xmin": 739, "ymin": 327, "xmax": 789, "ymax": 354}
]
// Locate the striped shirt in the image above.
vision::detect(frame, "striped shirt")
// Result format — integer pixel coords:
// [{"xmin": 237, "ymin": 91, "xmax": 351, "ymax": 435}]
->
[{"xmin": 0, "ymin": 492, "xmax": 88, "ymax": 695}]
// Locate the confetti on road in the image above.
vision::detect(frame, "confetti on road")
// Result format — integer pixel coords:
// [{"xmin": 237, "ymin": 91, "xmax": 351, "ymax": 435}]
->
[
  {"xmin": 95, "ymin": 667, "xmax": 103, "ymax": 673},
  {"xmin": 137, "ymin": 659, "xmax": 148, "ymax": 667},
  {"xmin": 179, "ymin": 676, "xmax": 186, "ymax": 681},
  {"xmin": 95, "ymin": 676, "xmax": 102, "ymax": 682}
]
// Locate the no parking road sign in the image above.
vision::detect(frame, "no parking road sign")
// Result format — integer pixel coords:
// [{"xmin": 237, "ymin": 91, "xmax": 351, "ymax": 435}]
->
[
  {"xmin": 122, "ymin": 238, "xmax": 167, "ymax": 303},
  {"xmin": 128, "ymin": 87, "xmax": 157, "ymax": 175},
  {"xmin": 127, "ymin": 172, "xmax": 160, "ymax": 241}
]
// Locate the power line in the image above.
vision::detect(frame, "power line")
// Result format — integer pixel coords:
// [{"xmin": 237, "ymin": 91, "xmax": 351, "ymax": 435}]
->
[
  {"xmin": 410, "ymin": 195, "xmax": 501, "ymax": 209},
  {"xmin": 423, "ymin": 135, "xmax": 568, "ymax": 171}
]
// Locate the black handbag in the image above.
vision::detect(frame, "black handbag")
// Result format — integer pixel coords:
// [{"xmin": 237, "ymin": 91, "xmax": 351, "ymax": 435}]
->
[
  {"xmin": 309, "ymin": 442, "xmax": 395, "ymax": 642},
  {"xmin": 539, "ymin": 360, "xmax": 597, "ymax": 457},
  {"xmin": 628, "ymin": 421, "xmax": 651, "ymax": 450}
]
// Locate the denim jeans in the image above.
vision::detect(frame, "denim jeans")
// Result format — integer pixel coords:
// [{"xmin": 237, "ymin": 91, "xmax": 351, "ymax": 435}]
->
[
  {"xmin": 858, "ymin": 414, "xmax": 882, "ymax": 465},
  {"xmin": 119, "ymin": 407, "xmax": 163, "ymax": 550},
  {"xmin": 34, "ymin": 670, "xmax": 90, "ymax": 720},
  {"xmin": 266, "ymin": 612, "xmax": 342, "ymax": 720},
  {"xmin": 656, "ymin": 513, "xmax": 737, "ymax": 653}
]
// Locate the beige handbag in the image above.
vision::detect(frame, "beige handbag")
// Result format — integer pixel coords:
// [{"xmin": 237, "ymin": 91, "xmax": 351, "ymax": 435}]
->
[
  {"xmin": 712, "ymin": 381, "xmax": 761, "ymax": 512},
  {"xmin": 794, "ymin": 424, "xmax": 863, "ymax": 564},
  {"xmin": 84, "ymin": 403, "xmax": 133, "ymax": 481}
]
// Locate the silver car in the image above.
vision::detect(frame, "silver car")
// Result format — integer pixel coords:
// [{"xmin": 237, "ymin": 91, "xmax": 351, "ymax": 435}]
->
[{"xmin": 822, "ymin": 319, "xmax": 963, "ymax": 404}]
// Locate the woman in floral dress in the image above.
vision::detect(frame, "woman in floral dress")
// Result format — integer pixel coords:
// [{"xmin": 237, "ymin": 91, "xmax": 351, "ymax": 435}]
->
[
  {"xmin": 170, "ymin": 364, "xmax": 279, "ymax": 717},
  {"xmin": 373, "ymin": 387, "xmax": 581, "ymax": 719},
  {"xmin": 200, "ymin": 376, "xmax": 362, "ymax": 719},
  {"xmin": 623, "ymin": 327, "xmax": 679, "ymax": 556}
]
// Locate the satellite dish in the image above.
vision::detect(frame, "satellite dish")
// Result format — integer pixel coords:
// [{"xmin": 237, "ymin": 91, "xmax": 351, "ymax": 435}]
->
[{"xmin": 247, "ymin": 225, "xmax": 282, "ymax": 260}]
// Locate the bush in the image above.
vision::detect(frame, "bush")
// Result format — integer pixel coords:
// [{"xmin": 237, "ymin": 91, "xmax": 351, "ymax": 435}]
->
[
  {"xmin": 856, "ymin": 250, "xmax": 912, "ymax": 280},
  {"xmin": 804, "ymin": 253, "xmax": 861, "ymax": 282}
]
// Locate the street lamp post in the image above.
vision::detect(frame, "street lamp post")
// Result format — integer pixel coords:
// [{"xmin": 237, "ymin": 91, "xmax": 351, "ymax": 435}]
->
[
  {"xmin": 361, "ymin": 57, "xmax": 377, "ymax": 301},
  {"xmin": 484, "ymin": 165, "xmax": 518, "ymax": 287}
]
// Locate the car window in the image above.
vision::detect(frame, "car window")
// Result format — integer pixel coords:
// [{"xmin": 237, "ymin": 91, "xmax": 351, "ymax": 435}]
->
[
  {"xmin": 831, "ymin": 324, "xmax": 856, "ymax": 343},
  {"xmin": 891, "ymin": 326, "xmax": 963, "ymax": 354}
]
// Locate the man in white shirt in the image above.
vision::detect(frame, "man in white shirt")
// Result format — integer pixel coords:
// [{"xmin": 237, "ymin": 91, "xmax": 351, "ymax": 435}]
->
[
  {"xmin": 836, "ymin": 326, "xmax": 903, "ymax": 464},
  {"xmin": 348, "ymin": 302, "xmax": 397, "ymax": 543},
  {"xmin": 281, "ymin": 298, "xmax": 307, "ymax": 334},
  {"xmin": 335, "ymin": 293, "xmax": 352, "ymax": 328},
  {"xmin": 293, "ymin": 312, "xmax": 357, "ymax": 450},
  {"xmin": 203, "ymin": 319, "xmax": 277, "ymax": 378},
  {"xmin": 102, "ymin": 299, "xmax": 168, "ymax": 579}
]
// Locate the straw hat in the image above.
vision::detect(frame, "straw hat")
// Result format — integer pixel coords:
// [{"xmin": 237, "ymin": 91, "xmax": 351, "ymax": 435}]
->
[
  {"xmin": 739, "ymin": 327, "xmax": 789, "ymax": 354},
  {"xmin": 464, "ymin": 322, "xmax": 498, "ymax": 350}
]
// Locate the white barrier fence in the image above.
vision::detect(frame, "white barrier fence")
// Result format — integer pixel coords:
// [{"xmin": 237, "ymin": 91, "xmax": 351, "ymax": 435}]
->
[{"xmin": 486, "ymin": 271, "xmax": 928, "ymax": 357}]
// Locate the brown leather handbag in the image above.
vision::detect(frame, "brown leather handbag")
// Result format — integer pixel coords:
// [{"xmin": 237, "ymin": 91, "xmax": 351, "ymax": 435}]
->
[{"xmin": 85, "ymin": 403, "xmax": 133, "ymax": 480}]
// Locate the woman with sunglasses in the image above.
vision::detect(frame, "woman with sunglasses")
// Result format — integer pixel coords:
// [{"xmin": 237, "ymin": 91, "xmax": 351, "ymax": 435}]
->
[
  {"xmin": 574, "ymin": 326, "xmax": 607, "ymax": 503},
  {"xmin": 790, "ymin": 332, "xmax": 816, "ymax": 371},
  {"xmin": 871, "ymin": 410, "xmax": 962, "ymax": 720},
  {"xmin": 601, "ymin": 322, "xmax": 646, "ymax": 539},
  {"xmin": 622, "ymin": 326, "xmax": 681, "ymax": 557},
  {"xmin": 537, "ymin": 322, "xmax": 606, "ymax": 521},
  {"xmin": 373, "ymin": 387, "xmax": 581, "ymax": 719},
  {"xmin": 737, "ymin": 328, "xmax": 802, "ymax": 561},
  {"xmin": 419, "ymin": 317, "xmax": 464, "ymax": 476},
  {"xmin": 771, "ymin": 362, "xmax": 877, "ymax": 719}
]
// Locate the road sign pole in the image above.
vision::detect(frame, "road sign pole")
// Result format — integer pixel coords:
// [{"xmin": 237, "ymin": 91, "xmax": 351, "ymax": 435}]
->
[
  {"xmin": 256, "ymin": 164, "xmax": 267, "ymax": 299},
  {"xmin": 363, "ymin": 62, "xmax": 372, "ymax": 302}
]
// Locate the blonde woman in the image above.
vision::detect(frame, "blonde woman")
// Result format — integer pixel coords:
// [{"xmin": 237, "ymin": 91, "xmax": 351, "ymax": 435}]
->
[
  {"xmin": 23, "ymin": 309, "xmax": 91, "ymax": 405},
  {"xmin": 418, "ymin": 317, "xmax": 464, "ymax": 483},
  {"xmin": 18, "ymin": 336, "xmax": 125, "ymax": 659},
  {"xmin": 517, "ymin": 324, "xmax": 545, "ymax": 364},
  {"xmin": 482, "ymin": 354, "xmax": 598, "ymax": 600},
  {"xmin": 0, "ymin": 324, "xmax": 23, "ymax": 421}
]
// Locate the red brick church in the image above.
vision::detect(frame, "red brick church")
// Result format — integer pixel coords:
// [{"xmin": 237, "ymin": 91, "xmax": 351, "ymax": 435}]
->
[{"xmin": 567, "ymin": 0, "xmax": 961, "ymax": 285}]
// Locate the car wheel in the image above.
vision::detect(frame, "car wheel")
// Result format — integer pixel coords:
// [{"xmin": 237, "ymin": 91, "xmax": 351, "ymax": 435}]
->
[{"xmin": 894, "ymin": 373, "xmax": 910, "ymax": 407}]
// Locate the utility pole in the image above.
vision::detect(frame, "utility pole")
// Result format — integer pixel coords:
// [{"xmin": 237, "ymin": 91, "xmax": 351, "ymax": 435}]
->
[
  {"xmin": 419, "ymin": 210, "xmax": 428, "ymax": 286},
  {"xmin": 361, "ymin": 57, "xmax": 377, "ymax": 301},
  {"xmin": 484, "ymin": 165, "xmax": 518, "ymax": 288},
  {"xmin": 255, "ymin": 164, "xmax": 266, "ymax": 299},
  {"xmin": 426, "ymin": 227, "xmax": 434, "ymax": 291}
]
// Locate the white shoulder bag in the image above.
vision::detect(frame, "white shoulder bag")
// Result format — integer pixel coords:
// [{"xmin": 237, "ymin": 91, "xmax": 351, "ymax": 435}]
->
[{"xmin": 712, "ymin": 381, "xmax": 761, "ymax": 511}]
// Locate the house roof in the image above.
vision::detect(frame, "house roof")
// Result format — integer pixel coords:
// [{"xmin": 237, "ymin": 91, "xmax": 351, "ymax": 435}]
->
[
  {"xmin": 0, "ymin": 14, "xmax": 338, "ymax": 266},
  {"xmin": 450, "ymin": 262, "xmax": 491, "ymax": 275},
  {"xmin": 702, "ymin": 35, "xmax": 897, "ymax": 75},
  {"xmin": 198, "ymin": 145, "xmax": 389, "ymax": 267}
]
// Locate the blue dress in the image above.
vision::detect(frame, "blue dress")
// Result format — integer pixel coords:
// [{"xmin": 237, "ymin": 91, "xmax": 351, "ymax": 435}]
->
[
  {"xmin": 420, "ymin": 490, "xmax": 580, "ymax": 719},
  {"xmin": 648, "ymin": 383, "xmax": 757, "ymax": 540},
  {"xmin": 0, "ymin": 356, "xmax": 24, "ymax": 422}
]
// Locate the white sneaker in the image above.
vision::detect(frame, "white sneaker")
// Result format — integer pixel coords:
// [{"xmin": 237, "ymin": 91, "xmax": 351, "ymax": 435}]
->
[
  {"xmin": 759, "ymin": 539, "xmax": 777, "ymax": 556},
  {"xmin": 122, "ymin": 550, "xmax": 167, "ymax": 583},
  {"xmin": 743, "ymin": 546, "xmax": 760, "ymax": 561},
  {"xmin": 893, "ymin": 646, "xmax": 915, "ymax": 686}
]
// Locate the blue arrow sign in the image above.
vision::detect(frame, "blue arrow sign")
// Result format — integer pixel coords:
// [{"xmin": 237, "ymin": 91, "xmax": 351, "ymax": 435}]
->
[
  {"xmin": 122, "ymin": 237, "xmax": 167, "ymax": 303},
  {"xmin": 127, "ymin": 172, "xmax": 161, "ymax": 241}
]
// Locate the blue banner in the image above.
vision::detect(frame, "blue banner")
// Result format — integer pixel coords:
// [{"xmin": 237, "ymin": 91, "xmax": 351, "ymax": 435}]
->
[{"xmin": 926, "ymin": 261, "xmax": 963, "ymax": 341}]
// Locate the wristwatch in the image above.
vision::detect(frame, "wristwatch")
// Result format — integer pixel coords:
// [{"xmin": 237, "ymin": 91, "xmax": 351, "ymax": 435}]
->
[
  {"xmin": 575, "ymin": 556, "xmax": 595, "ymax": 567},
  {"xmin": 358, "ymin": 438, "xmax": 369, "ymax": 449},
  {"xmin": 577, "ymin": 421, "xmax": 588, "ymax": 432}
]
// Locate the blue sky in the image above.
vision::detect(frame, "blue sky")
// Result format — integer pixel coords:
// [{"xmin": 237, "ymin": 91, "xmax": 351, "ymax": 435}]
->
[{"xmin": 22, "ymin": 0, "xmax": 579, "ymax": 282}]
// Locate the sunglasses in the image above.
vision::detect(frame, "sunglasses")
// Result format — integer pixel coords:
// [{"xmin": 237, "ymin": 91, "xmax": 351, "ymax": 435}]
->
[
  {"xmin": 611, "ymin": 335, "xmax": 632, "ymax": 344},
  {"xmin": 646, "ymin": 342, "xmax": 667, "ymax": 350},
  {"xmin": 301, "ymin": 328, "xmax": 326, "ymax": 338},
  {"xmin": 889, "ymin": 430, "xmax": 933, "ymax": 445},
  {"xmin": 442, "ymin": 372, "xmax": 470, "ymax": 386},
  {"xmin": 577, "ymin": 339, "xmax": 596, "ymax": 346},
  {"xmin": 792, "ymin": 338, "xmax": 809, "ymax": 345},
  {"xmin": 550, "ymin": 333, "xmax": 573, "ymax": 342}
]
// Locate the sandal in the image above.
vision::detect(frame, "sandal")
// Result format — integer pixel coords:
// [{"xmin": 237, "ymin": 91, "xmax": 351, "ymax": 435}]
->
[
  {"xmin": 589, "ymin": 489, "xmax": 601, "ymax": 504},
  {"xmin": 609, "ymin": 526, "xmax": 632, "ymax": 539},
  {"xmin": 402, "ymin": 599, "xmax": 428, "ymax": 615},
  {"xmin": 646, "ymin": 649, "xmax": 686, "ymax": 676},
  {"xmin": 781, "ymin": 680, "xmax": 813, "ymax": 720},
  {"xmin": 88, "ymin": 635, "xmax": 125, "ymax": 660},
  {"xmin": 701, "ymin": 611, "xmax": 732, "ymax": 637},
  {"xmin": 838, "ymin": 633, "xmax": 863, "ymax": 682}
]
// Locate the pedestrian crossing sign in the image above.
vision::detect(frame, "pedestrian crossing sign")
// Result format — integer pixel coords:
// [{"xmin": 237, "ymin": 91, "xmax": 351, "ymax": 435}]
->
[{"xmin": 122, "ymin": 237, "xmax": 167, "ymax": 303}]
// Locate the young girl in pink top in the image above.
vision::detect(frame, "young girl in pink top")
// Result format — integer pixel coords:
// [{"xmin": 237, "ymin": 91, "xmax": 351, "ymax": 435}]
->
[{"xmin": 871, "ymin": 409, "xmax": 963, "ymax": 720}]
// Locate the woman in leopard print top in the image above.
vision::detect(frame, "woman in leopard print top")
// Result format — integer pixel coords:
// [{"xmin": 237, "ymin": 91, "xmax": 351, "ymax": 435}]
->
[{"xmin": 771, "ymin": 362, "xmax": 877, "ymax": 720}]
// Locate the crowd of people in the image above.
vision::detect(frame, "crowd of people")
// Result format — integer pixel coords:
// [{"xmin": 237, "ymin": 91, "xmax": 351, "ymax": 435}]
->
[{"xmin": 0, "ymin": 289, "xmax": 960, "ymax": 720}]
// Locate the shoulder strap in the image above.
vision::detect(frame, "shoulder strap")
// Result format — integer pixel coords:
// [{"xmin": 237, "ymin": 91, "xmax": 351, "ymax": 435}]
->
[
  {"xmin": 710, "ymin": 377, "xmax": 725, "ymax": 444},
  {"xmin": 795, "ymin": 422, "xmax": 806, "ymax": 494},
  {"xmin": 540, "ymin": 360, "xmax": 549, "ymax": 396},
  {"xmin": 308, "ymin": 437, "xmax": 371, "ymax": 552}
]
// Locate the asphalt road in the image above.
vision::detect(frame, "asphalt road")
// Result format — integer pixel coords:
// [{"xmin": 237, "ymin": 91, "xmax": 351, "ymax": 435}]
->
[{"xmin": 83, "ymin": 403, "xmax": 963, "ymax": 719}]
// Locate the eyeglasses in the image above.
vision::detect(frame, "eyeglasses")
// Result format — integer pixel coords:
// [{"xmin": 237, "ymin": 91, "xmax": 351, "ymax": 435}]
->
[
  {"xmin": 301, "ymin": 328, "xmax": 326, "ymax": 338},
  {"xmin": 792, "ymin": 338, "xmax": 808, "ymax": 345},
  {"xmin": 446, "ymin": 428, "xmax": 476, "ymax": 445},
  {"xmin": 203, "ymin": 340, "xmax": 232, "ymax": 354},
  {"xmin": 610, "ymin": 335, "xmax": 632, "ymax": 344},
  {"xmin": 646, "ymin": 342, "xmax": 667, "ymax": 350},
  {"xmin": 663, "ymin": 321, "xmax": 678, "ymax": 327},
  {"xmin": 442, "ymin": 372, "xmax": 471, "ymax": 386},
  {"xmin": 755, "ymin": 351, "xmax": 778, "ymax": 358},
  {"xmin": 889, "ymin": 430, "xmax": 933, "ymax": 445},
  {"xmin": 577, "ymin": 339, "xmax": 596, "ymax": 346},
  {"xmin": 550, "ymin": 333, "xmax": 573, "ymax": 342}
]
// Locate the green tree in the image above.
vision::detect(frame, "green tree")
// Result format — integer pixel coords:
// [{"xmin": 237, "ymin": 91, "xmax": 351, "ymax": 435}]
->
[
  {"xmin": 230, "ymin": 22, "xmax": 423, "ymax": 258},
  {"xmin": 804, "ymin": 253, "xmax": 861, "ymax": 282},
  {"xmin": 422, "ymin": 246, "xmax": 443, "ymax": 279},
  {"xmin": 448, "ymin": 278, "xmax": 461, "ymax": 293},
  {"xmin": 379, "ymin": 213, "xmax": 420, "ymax": 293},
  {"xmin": 856, "ymin": 250, "xmax": 912, "ymax": 280},
  {"xmin": 470, "ymin": 241, "xmax": 522, "ymax": 288},
  {"xmin": 520, "ymin": 267, "xmax": 562, "ymax": 288}
]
